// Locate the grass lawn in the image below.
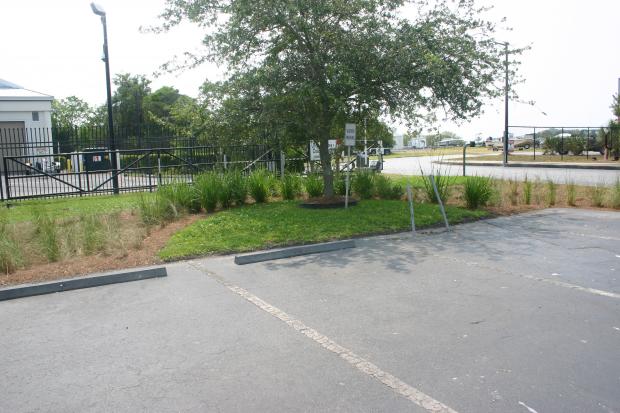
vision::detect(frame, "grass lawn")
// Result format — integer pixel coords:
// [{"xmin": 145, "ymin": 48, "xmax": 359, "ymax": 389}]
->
[
  {"xmin": 379, "ymin": 146, "xmax": 488, "ymax": 159},
  {"xmin": 455, "ymin": 154, "xmax": 618, "ymax": 163},
  {"xmin": 2, "ymin": 192, "xmax": 147, "ymax": 223},
  {"xmin": 158, "ymin": 200, "xmax": 488, "ymax": 261}
]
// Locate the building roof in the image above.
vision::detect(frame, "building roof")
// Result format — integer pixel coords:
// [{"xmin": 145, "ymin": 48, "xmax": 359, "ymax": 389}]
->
[{"xmin": 0, "ymin": 78, "xmax": 53, "ymax": 101}]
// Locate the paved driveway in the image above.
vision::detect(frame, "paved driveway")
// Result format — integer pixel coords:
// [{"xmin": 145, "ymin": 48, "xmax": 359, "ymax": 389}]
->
[
  {"xmin": 383, "ymin": 155, "xmax": 620, "ymax": 185},
  {"xmin": 1, "ymin": 209, "xmax": 619, "ymax": 412}
]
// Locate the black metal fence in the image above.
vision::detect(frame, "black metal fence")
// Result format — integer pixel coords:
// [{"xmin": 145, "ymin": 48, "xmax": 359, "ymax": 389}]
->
[
  {"xmin": 506, "ymin": 125, "xmax": 620, "ymax": 161},
  {"xmin": 0, "ymin": 126, "xmax": 297, "ymax": 201}
]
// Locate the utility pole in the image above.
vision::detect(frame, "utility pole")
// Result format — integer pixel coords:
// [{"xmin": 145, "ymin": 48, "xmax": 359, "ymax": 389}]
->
[{"xmin": 503, "ymin": 42, "xmax": 509, "ymax": 167}]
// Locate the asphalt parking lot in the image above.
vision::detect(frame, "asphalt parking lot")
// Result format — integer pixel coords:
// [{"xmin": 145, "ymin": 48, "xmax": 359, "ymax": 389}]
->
[{"xmin": 1, "ymin": 208, "xmax": 619, "ymax": 412}]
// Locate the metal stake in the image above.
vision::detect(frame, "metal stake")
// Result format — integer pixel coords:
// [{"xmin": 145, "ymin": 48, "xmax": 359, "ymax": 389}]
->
[
  {"xmin": 430, "ymin": 175, "xmax": 449, "ymax": 230},
  {"xmin": 407, "ymin": 183, "xmax": 415, "ymax": 234}
]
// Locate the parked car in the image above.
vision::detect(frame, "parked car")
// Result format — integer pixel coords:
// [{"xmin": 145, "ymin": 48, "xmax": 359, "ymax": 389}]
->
[
  {"xmin": 368, "ymin": 148, "xmax": 392, "ymax": 155},
  {"xmin": 25, "ymin": 159, "xmax": 61, "ymax": 175}
]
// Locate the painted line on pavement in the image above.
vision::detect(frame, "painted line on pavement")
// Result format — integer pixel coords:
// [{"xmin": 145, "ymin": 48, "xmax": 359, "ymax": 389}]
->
[
  {"xmin": 432, "ymin": 252, "xmax": 620, "ymax": 300},
  {"xmin": 190, "ymin": 262, "xmax": 458, "ymax": 413}
]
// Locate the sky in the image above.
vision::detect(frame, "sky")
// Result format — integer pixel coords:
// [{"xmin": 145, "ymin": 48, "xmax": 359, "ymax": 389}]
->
[{"xmin": 1, "ymin": 0, "xmax": 619, "ymax": 139}]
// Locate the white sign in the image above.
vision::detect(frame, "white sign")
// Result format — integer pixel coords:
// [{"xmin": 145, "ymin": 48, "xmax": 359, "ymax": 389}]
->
[
  {"xmin": 328, "ymin": 139, "xmax": 337, "ymax": 150},
  {"xmin": 309, "ymin": 141, "xmax": 321, "ymax": 161},
  {"xmin": 345, "ymin": 123, "xmax": 356, "ymax": 146}
]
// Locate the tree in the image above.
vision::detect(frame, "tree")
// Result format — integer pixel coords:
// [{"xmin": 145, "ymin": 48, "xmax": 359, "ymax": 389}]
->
[
  {"xmin": 51, "ymin": 96, "xmax": 94, "ymax": 127},
  {"xmin": 156, "ymin": 0, "xmax": 513, "ymax": 197},
  {"xmin": 112, "ymin": 73, "xmax": 152, "ymax": 132},
  {"xmin": 144, "ymin": 86, "xmax": 184, "ymax": 126}
]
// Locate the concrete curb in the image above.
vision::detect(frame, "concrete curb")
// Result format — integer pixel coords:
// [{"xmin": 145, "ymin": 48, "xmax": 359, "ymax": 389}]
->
[
  {"xmin": 234, "ymin": 240, "xmax": 356, "ymax": 265},
  {"xmin": 437, "ymin": 160, "xmax": 620, "ymax": 170},
  {"xmin": 0, "ymin": 267, "xmax": 167, "ymax": 302}
]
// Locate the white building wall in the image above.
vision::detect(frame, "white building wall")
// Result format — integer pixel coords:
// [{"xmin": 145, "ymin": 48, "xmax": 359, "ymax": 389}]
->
[{"xmin": 0, "ymin": 99, "xmax": 53, "ymax": 130}]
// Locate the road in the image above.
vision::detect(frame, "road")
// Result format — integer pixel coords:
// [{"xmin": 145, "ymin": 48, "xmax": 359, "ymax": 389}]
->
[
  {"xmin": 1, "ymin": 209, "xmax": 619, "ymax": 412},
  {"xmin": 383, "ymin": 154, "xmax": 620, "ymax": 186}
]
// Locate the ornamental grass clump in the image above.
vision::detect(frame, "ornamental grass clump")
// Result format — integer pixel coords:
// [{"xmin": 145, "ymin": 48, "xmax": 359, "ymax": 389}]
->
[
  {"xmin": 463, "ymin": 175, "xmax": 495, "ymax": 209},
  {"xmin": 248, "ymin": 169, "xmax": 270, "ymax": 203},
  {"xmin": 523, "ymin": 176, "xmax": 532, "ymax": 205},
  {"xmin": 589, "ymin": 184, "xmax": 606, "ymax": 208},
  {"xmin": 280, "ymin": 173, "xmax": 302, "ymax": 200},
  {"xmin": 421, "ymin": 170, "xmax": 453, "ymax": 204},
  {"xmin": 195, "ymin": 172, "xmax": 223, "ymax": 212},
  {"xmin": 352, "ymin": 169, "xmax": 374, "ymax": 199},
  {"xmin": 226, "ymin": 170, "xmax": 248, "ymax": 205},
  {"xmin": 0, "ymin": 211, "xmax": 23, "ymax": 274},
  {"xmin": 31, "ymin": 206, "xmax": 60, "ymax": 262},
  {"xmin": 612, "ymin": 178, "xmax": 620, "ymax": 209},
  {"xmin": 304, "ymin": 173, "xmax": 324, "ymax": 198},
  {"xmin": 374, "ymin": 174, "xmax": 403, "ymax": 200},
  {"xmin": 566, "ymin": 180, "xmax": 576, "ymax": 206}
]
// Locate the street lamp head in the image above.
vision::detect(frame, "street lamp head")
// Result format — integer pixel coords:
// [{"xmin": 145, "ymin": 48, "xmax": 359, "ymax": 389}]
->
[{"xmin": 90, "ymin": 2, "xmax": 106, "ymax": 16}]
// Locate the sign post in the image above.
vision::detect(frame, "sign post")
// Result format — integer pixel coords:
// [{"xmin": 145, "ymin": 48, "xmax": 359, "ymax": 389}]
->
[{"xmin": 344, "ymin": 123, "xmax": 356, "ymax": 208}]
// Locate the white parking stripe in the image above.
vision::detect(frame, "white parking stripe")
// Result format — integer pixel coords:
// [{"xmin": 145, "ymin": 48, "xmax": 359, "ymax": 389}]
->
[
  {"xmin": 432, "ymin": 253, "xmax": 620, "ymax": 300},
  {"xmin": 191, "ymin": 262, "xmax": 459, "ymax": 413}
]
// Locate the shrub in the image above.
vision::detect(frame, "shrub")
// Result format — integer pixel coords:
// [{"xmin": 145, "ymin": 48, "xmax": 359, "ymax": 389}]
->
[
  {"xmin": 523, "ymin": 176, "xmax": 532, "ymax": 205},
  {"xmin": 226, "ymin": 170, "xmax": 248, "ymax": 205},
  {"xmin": 566, "ymin": 181, "xmax": 576, "ymax": 206},
  {"xmin": 374, "ymin": 175, "xmax": 404, "ymax": 200},
  {"xmin": 280, "ymin": 173, "xmax": 302, "ymax": 200},
  {"xmin": 31, "ymin": 207, "xmax": 60, "ymax": 262},
  {"xmin": 566, "ymin": 136, "xmax": 585, "ymax": 156},
  {"xmin": 248, "ymin": 169, "xmax": 270, "ymax": 203},
  {"xmin": 352, "ymin": 170, "xmax": 375, "ymax": 199},
  {"xmin": 546, "ymin": 180, "xmax": 557, "ymax": 206},
  {"xmin": 304, "ymin": 174, "xmax": 324, "ymax": 198},
  {"xmin": 159, "ymin": 182, "xmax": 200, "ymax": 213},
  {"xmin": 589, "ymin": 184, "xmax": 606, "ymax": 207},
  {"xmin": 612, "ymin": 179, "xmax": 620, "ymax": 209},
  {"xmin": 421, "ymin": 171, "xmax": 453, "ymax": 204},
  {"xmin": 218, "ymin": 173, "xmax": 235, "ymax": 208},
  {"xmin": 138, "ymin": 193, "xmax": 178, "ymax": 226},
  {"xmin": 0, "ymin": 212, "xmax": 23, "ymax": 274},
  {"xmin": 195, "ymin": 172, "xmax": 222, "ymax": 212},
  {"xmin": 463, "ymin": 175, "xmax": 494, "ymax": 209},
  {"xmin": 334, "ymin": 173, "xmax": 347, "ymax": 196}
]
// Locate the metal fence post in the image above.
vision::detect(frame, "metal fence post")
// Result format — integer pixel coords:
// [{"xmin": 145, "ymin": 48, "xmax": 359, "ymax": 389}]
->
[
  {"xmin": 157, "ymin": 149, "xmax": 162, "ymax": 187},
  {"xmin": 407, "ymin": 183, "xmax": 415, "ymax": 234},
  {"xmin": 280, "ymin": 150, "xmax": 285, "ymax": 179},
  {"xmin": 561, "ymin": 127, "xmax": 564, "ymax": 161},
  {"xmin": 147, "ymin": 150, "xmax": 153, "ymax": 192},
  {"xmin": 533, "ymin": 127, "xmax": 536, "ymax": 161}
]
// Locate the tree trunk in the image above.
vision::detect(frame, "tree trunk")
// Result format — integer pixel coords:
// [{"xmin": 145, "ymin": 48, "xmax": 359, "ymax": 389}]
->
[{"xmin": 318, "ymin": 135, "xmax": 334, "ymax": 198}]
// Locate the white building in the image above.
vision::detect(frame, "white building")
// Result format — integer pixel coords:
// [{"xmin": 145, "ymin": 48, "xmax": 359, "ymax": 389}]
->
[{"xmin": 0, "ymin": 79, "xmax": 54, "ymax": 172}]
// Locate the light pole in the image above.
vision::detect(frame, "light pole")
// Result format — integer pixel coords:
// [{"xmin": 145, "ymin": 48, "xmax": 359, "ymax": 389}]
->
[
  {"xmin": 91, "ymin": 2, "xmax": 119, "ymax": 194},
  {"xmin": 502, "ymin": 42, "xmax": 509, "ymax": 167}
]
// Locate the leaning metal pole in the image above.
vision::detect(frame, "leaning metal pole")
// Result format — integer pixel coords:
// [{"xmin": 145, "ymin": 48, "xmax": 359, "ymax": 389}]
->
[{"xmin": 100, "ymin": 15, "xmax": 119, "ymax": 194}]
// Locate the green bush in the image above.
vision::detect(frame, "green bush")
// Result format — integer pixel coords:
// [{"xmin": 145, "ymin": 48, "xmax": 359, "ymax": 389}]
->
[
  {"xmin": 304, "ymin": 174, "xmax": 324, "ymax": 198},
  {"xmin": 0, "ymin": 211, "xmax": 23, "ymax": 274},
  {"xmin": 280, "ymin": 173, "xmax": 302, "ymax": 200},
  {"xmin": 248, "ymin": 169, "xmax": 270, "ymax": 203},
  {"xmin": 566, "ymin": 136, "xmax": 585, "ymax": 156},
  {"xmin": 158, "ymin": 182, "xmax": 200, "ymax": 213},
  {"xmin": 352, "ymin": 170, "xmax": 375, "ymax": 199},
  {"xmin": 195, "ymin": 172, "xmax": 222, "ymax": 212},
  {"xmin": 226, "ymin": 170, "xmax": 248, "ymax": 205},
  {"xmin": 374, "ymin": 175, "xmax": 404, "ymax": 200},
  {"xmin": 463, "ymin": 176, "xmax": 495, "ymax": 209},
  {"xmin": 334, "ymin": 173, "xmax": 347, "ymax": 196}
]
